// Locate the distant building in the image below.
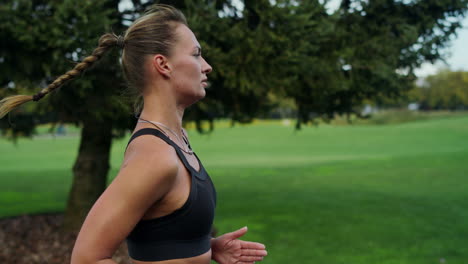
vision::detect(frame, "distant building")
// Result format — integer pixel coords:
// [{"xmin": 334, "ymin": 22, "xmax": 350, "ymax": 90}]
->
[
  {"xmin": 361, "ymin": 104, "xmax": 378, "ymax": 116},
  {"xmin": 408, "ymin": 102, "xmax": 420, "ymax": 111}
]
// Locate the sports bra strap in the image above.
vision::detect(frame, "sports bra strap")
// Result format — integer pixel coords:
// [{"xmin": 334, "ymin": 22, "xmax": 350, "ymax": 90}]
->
[
  {"xmin": 127, "ymin": 128, "xmax": 174, "ymax": 148},
  {"xmin": 126, "ymin": 128, "xmax": 195, "ymax": 172}
]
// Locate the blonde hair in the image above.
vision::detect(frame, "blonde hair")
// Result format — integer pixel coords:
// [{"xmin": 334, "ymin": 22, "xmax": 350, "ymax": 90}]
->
[{"xmin": 0, "ymin": 4, "xmax": 187, "ymax": 119}]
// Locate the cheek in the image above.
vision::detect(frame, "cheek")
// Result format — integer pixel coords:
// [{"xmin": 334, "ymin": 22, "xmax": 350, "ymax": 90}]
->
[
  {"xmin": 176, "ymin": 61, "xmax": 200, "ymax": 80},
  {"xmin": 171, "ymin": 57, "xmax": 203, "ymax": 92},
  {"xmin": 187, "ymin": 61, "xmax": 201, "ymax": 77},
  {"xmin": 173, "ymin": 64, "xmax": 201, "ymax": 92}
]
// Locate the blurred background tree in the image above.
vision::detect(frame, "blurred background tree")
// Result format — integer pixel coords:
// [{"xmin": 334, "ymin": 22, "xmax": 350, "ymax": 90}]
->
[
  {"xmin": 1, "ymin": 0, "xmax": 467, "ymax": 231},
  {"xmin": 415, "ymin": 70, "xmax": 468, "ymax": 110}
]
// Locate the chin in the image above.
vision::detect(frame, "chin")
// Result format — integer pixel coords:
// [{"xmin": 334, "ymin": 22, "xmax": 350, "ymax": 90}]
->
[
  {"xmin": 184, "ymin": 91, "xmax": 206, "ymax": 107},
  {"xmin": 193, "ymin": 92, "xmax": 206, "ymax": 104},
  {"xmin": 194, "ymin": 86, "xmax": 207, "ymax": 99},
  {"xmin": 198, "ymin": 88, "xmax": 206, "ymax": 99}
]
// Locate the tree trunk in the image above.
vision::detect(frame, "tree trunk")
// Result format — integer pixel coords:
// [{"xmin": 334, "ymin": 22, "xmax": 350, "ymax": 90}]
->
[{"xmin": 62, "ymin": 118, "xmax": 113, "ymax": 232}]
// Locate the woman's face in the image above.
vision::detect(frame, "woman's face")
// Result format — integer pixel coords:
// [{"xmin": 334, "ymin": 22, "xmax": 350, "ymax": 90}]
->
[{"xmin": 168, "ymin": 24, "xmax": 212, "ymax": 105}]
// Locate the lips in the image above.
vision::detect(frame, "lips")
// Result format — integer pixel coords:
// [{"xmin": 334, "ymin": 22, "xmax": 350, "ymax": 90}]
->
[{"xmin": 201, "ymin": 78, "xmax": 208, "ymax": 87}]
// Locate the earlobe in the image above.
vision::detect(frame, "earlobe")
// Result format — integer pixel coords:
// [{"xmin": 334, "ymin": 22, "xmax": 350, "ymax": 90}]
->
[{"xmin": 152, "ymin": 54, "xmax": 172, "ymax": 78}]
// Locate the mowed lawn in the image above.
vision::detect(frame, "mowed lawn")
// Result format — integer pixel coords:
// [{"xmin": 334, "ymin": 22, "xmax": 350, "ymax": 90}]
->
[{"xmin": 1, "ymin": 115, "xmax": 468, "ymax": 264}]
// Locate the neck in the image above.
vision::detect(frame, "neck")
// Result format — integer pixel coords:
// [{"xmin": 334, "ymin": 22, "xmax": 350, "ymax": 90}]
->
[{"xmin": 139, "ymin": 85, "xmax": 185, "ymax": 136}]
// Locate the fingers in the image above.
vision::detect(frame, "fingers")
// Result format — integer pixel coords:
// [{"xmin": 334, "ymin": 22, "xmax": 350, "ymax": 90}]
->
[
  {"xmin": 226, "ymin": 226, "xmax": 248, "ymax": 240},
  {"xmin": 241, "ymin": 249, "xmax": 268, "ymax": 257},
  {"xmin": 239, "ymin": 255, "xmax": 265, "ymax": 262},
  {"xmin": 238, "ymin": 247, "xmax": 267, "ymax": 264},
  {"xmin": 240, "ymin": 240, "xmax": 266, "ymax": 250}
]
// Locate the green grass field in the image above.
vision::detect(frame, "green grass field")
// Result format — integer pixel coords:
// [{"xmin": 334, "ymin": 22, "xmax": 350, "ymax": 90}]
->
[{"xmin": 1, "ymin": 113, "xmax": 468, "ymax": 264}]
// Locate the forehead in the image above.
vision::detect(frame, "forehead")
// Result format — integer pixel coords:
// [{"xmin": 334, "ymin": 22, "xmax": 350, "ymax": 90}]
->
[{"xmin": 174, "ymin": 24, "xmax": 200, "ymax": 50}]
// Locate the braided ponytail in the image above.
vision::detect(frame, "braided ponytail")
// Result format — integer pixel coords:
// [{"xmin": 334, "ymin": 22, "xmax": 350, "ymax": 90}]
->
[{"xmin": 0, "ymin": 33, "xmax": 124, "ymax": 119}]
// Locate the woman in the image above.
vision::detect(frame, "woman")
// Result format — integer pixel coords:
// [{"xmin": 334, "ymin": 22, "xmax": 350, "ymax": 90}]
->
[{"xmin": 0, "ymin": 4, "xmax": 267, "ymax": 264}]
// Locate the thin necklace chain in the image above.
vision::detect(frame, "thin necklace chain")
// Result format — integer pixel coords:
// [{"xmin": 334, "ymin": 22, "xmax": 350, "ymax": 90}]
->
[{"xmin": 138, "ymin": 117, "xmax": 193, "ymax": 155}]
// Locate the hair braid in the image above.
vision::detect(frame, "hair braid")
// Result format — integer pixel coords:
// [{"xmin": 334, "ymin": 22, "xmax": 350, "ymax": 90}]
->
[{"xmin": 0, "ymin": 33, "xmax": 122, "ymax": 119}]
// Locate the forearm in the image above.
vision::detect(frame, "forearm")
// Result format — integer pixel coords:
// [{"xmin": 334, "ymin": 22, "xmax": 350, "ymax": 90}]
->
[
  {"xmin": 71, "ymin": 251, "xmax": 119, "ymax": 264},
  {"xmin": 71, "ymin": 257, "xmax": 119, "ymax": 264},
  {"xmin": 96, "ymin": 259, "xmax": 119, "ymax": 264}
]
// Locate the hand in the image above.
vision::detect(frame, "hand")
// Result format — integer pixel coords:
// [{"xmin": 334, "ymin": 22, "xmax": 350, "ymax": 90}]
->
[{"xmin": 211, "ymin": 226, "xmax": 267, "ymax": 264}]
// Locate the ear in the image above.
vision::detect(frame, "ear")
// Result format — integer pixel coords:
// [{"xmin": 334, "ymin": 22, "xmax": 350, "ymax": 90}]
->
[{"xmin": 151, "ymin": 54, "xmax": 172, "ymax": 78}]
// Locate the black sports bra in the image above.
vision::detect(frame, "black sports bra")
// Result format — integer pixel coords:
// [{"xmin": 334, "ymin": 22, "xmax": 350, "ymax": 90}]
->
[{"xmin": 125, "ymin": 128, "xmax": 217, "ymax": 261}]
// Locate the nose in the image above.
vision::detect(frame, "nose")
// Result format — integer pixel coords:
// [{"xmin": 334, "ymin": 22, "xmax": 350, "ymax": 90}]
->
[{"xmin": 202, "ymin": 57, "xmax": 212, "ymax": 74}]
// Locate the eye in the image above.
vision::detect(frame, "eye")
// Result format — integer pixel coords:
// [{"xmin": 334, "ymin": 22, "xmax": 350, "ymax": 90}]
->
[{"xmin": 193, "ymin": 47, "xmax": 202, "ymax": 57}]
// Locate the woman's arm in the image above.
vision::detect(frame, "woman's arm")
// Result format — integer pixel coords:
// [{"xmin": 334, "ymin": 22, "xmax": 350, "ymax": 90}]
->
[{"xmin": 71, "ymin": 136, "xmax": 179, "ymax": 264}]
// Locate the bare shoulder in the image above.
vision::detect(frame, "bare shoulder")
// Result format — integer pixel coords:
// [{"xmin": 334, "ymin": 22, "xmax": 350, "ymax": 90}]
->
[
  {"xmin": 104, "ymin": 131, "xmax": 181, "ymax": 216},
  {"xmin": 122, "ymin": 132, "xmax": 179, "ymax": 184}
]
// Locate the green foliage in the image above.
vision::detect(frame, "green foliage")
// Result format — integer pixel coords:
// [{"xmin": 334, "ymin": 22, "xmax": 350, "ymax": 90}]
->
[
  {"xmin": 323, "ymin": 0, "xmax": 468, "ymax": 124},
  {"xmin": 2, "ymin": 116, "xmax": 468, "ymax": 263},
  {"xmin": 415, "ymin": 70, "xmax": 468, "ymax": 110},
  {"xmin": 0, "ymin": 0, "xmax": 115, "ymax": 90},
  {"xmin": 330, "ymin": 109, "xmax": 468, "ymax": 125},
  {"xmin": 0, "ymin": 0, "xmax": 135, "ymax": 138},
  {"xmin": 187, "ymin": 0, "xmax": 468, "ymax": 128}
]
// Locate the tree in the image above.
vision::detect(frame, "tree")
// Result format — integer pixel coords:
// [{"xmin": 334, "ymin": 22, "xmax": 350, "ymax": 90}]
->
[
  {"xmin": 189, "ymin": 0, "xmax": 468, "ymax": 127},
  {"xmin": 416, "ymin": 70, "xmax": 468, "ymax": 110},
  {"xmin": 295, "ymin": 0, "xmax": 468, "ymax": 124},
  {"xmin": 1, "ymin": 0, "xmax": 467, "ymax": 231}
]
